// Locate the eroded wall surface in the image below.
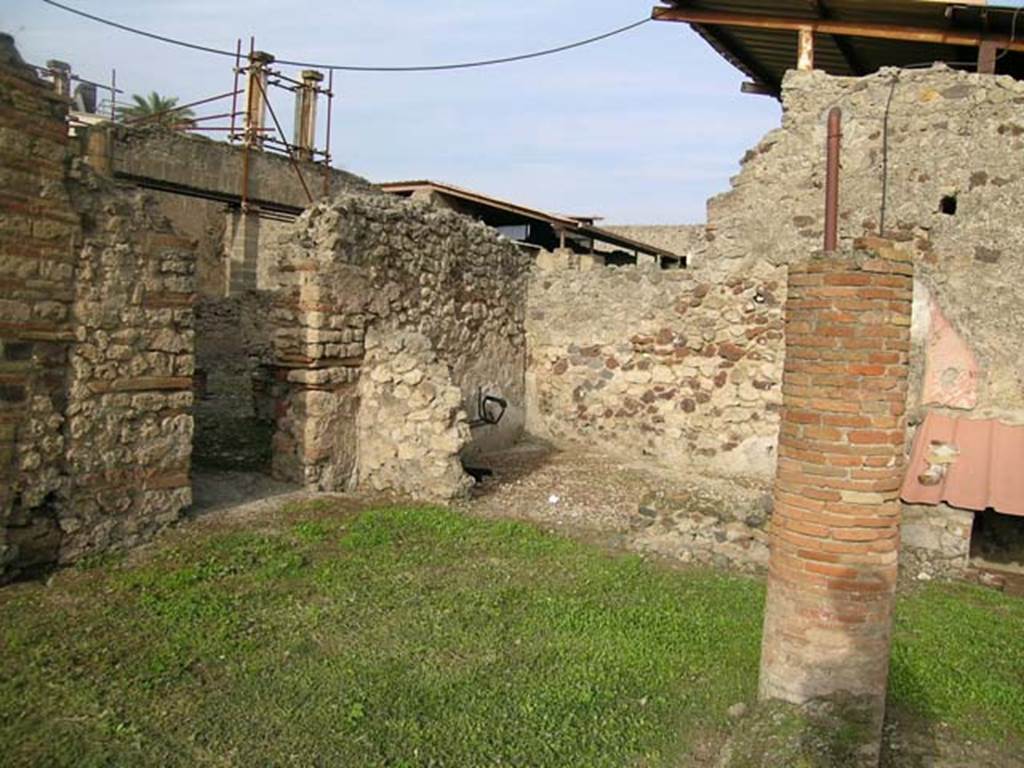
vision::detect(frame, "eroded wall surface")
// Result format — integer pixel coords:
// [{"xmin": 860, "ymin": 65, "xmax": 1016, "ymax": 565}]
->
[
  {"xmin": 533, "ymin": 67, "xmax": 1024, "ymax": 502},
  {"xmin": 0, "ymin": 35, "xmax": 197, "ymax": 578},
  {"xmin": 61, "ymin": 188, "xmax": 195, "ymax": 562},
  {"xmin": 357, "ymin": 328, "xmax": 472, "ymax": 501},
  {"xmin": 264, "ymin": 194, "xmax": 531, "ymax": 498},
  {"xmin": 706, "ymin": 66, "xmax": 1024, "ymax": 421},
  {"xmin": 0, "ymin": 35, "xmax": 79, "ymax": 574},
  {"xmin": 527, "ymin": 261, "xmax": 785, "ymax": 478}
]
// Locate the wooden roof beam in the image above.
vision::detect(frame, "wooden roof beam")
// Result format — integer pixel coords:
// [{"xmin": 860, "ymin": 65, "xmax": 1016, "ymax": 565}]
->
[
  {"xmin": 805, "ymin": 0, "xmax": 869, "ymax": 75},
  {"xmin": 690, "ymin": 22, "xmax": 782, "ymax": 97},
  {"xmin": 650, "ymin": 6, "xmax": 1024, "ymax": 52}
]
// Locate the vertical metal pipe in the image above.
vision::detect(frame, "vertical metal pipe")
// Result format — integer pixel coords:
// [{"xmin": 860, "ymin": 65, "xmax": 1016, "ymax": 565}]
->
[
  {"xmin": 229, "ymin": 38, "xmax": 241, "ymax": 140},
  {"xmin": 240, "ymin": 37, "xmax": 255, "ymax": 212},
  {"xmin": 323, "ymin": 69, "xmax": 334, "ymax": 198},
  {"xmin": 824, "ymin": 106, "xmax": 842, "ymax": 252}
]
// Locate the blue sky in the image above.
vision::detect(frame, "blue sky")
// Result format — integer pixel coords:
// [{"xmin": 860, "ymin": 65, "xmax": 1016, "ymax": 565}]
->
[{"xmin": 4, "ymin": 1, "xmax": 781, "ymax": 223}]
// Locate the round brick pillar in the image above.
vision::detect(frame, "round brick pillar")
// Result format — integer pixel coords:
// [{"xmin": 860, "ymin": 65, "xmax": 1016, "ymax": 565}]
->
[{"xmin": 759, "ymin": 240, "xmax": 913, "ymax": 756}]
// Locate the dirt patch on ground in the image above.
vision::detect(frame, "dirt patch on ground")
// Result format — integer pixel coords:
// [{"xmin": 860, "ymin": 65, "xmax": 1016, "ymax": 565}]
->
[{"xmin": 461, "ymin": 439, "xmax": 773, "ymax": 572}]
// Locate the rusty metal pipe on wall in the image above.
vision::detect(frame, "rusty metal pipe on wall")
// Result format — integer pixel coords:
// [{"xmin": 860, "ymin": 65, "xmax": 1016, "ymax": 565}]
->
[{"xmin": 824, "ymin": 106, "xmax": 842, "ymax": 252}]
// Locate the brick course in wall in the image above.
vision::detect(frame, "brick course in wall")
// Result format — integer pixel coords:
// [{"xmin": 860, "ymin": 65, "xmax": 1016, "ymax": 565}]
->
[
  {"xmin": 759, "ymin": 240, "xmax": 913, "ymax": 761},
  {"xmin": 0, "ymin": 35, "xmax": 198, "ymax": 579},
  {"xmin": 262, "ymin": 194, "xmax": 531, "ymax": 497},
  {"xmin": 0, "ymin": 35, "xmax": 79, "ymax": 575}
]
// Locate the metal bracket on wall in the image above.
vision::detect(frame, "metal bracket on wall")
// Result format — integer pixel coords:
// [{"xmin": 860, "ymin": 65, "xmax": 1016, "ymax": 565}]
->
[{"xmin": 467, "ymin": 387, "xmax": 508, "ymax": 428}]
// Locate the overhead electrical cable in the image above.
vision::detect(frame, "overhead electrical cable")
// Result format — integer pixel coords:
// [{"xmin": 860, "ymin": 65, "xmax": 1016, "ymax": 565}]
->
[{"xmin": 40, "ymin": 0, "xmax": 653, "ymax": 72}]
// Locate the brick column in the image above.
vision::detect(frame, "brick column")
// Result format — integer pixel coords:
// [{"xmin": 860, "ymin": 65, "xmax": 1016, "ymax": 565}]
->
[{"xmin": 759, "ymin": 239, "xmax": 913, "ymax": 758}]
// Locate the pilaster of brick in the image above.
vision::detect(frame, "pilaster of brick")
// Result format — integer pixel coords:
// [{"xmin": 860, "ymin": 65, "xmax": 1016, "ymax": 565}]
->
[
  {"xmin": 758, "ymin": 238, "xmax": 913, "ymax": 764},
  {"xmin": 0, "ymin": 34, "xmax": 77, "ymax": 579}
]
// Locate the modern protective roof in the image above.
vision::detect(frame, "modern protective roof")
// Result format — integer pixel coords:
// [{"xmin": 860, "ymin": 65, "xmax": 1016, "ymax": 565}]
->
[
  {"xmin": 652, "ymin": 1, "xmax": 1024, "ymax": 98},
  {"xmin": 379, "ymin": 180, "xmax": 685, "ymax": 262},
  {"xmin": 901, "ymin": 411, "xmax": 1024, "ymax": 517}
]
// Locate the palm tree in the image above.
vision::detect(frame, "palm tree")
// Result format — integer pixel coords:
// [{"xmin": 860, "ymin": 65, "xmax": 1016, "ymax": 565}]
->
[{"xmin": 117, "ymin": 91, "xmax": 195, "ymax": 129}]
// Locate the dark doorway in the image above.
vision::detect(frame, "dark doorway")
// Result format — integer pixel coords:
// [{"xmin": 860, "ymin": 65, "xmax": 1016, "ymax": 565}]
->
[{"xmin": 970, "ymin": 508, "xmax": 1024, "ymax": 571}]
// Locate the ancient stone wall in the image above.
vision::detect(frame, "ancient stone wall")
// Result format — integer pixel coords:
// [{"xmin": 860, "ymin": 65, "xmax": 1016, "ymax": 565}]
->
[
  {"xmin": 357, "ymin": 328, "xmax": 472, "ymax": 501},
  {"xmin": 526, "ymin": 260, "xmax": 785, "ymax": 479},
  {"xmin": 264, "ymin": 194, "xmax": 531, "ymax": 498},
  {"xmin": 0, "ymin": 35, "xmax": 197, "ymax": 579},
  {"xmin": 0, "ymin": 35, "xmax": 79, "ymax": 575},
  {"xmin": 705, "ymin": 65, "xmax": 1024, "ymax": 422},
  {"xmin": 61, "ymin": 186, "xmax": 195, "ymax": 562}
]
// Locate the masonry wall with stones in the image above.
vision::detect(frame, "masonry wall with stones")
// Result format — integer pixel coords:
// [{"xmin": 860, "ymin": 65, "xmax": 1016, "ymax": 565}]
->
[
  {"xmin": 705, "ymin": 66, "xmax": 1024, "ymax": 423},
  {"xmin": 0, "ymin": 36, "xmax": 80, "ymax": 576},
  {"xmin": 61, "ymin": 185, "xmax": 195, "ymax": 563},
  {"xmin": 526, "ymin": 260, "xmax": 785, "ymax": 479},
  {"xmin": 263, "ymin": 193, "xmax": 531, "ymax": 499},
  {"xmin": 0, "ymin": 36, "xmax": 197, "ymax": 579},
  {"xmin": 357, "ymin": 328, "xmax": 473, "ymax": 502},
  {"xmin": 672, "ymin": 65, "xmax": 1024, "ymax": 570}
]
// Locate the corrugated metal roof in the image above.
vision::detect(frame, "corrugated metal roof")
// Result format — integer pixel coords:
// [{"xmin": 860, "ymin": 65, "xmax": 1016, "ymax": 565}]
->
[
  {"xmin": 654, "ymin": 1, "xmax": 1024, "ymax": 97},
  {"xmin": 901, "ymin": 411, "xmax": 1024, "ymax": 517}
]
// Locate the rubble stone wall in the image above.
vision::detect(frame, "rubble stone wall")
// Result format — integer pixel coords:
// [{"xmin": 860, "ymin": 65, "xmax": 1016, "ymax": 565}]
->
[
  {"xmin": 0, "ymin": 35, "xmax": 197, "ymax": 579},
  {"xmin": 900, "ymin": 502, "xmax": 973, "ymax": 577},
  {"xmin": 0, "ymin": 35, "xmax": 79, "ymax": 575},
  {"xmin": 526, "ymin": 261, "xmax": 785, "ymax": 479},
  {"xmin": 265, "ymin": 194, "xmax": 531, "ymax": 498},
  {"xmin": 357, "ymin": 327, "xmax": 472, "ymax": 501},
  {"xmin": 61, "ymin": 188, "xmax": 195, "ymax": 562},
  {"xmin": 705, "ymin": 66, "xmax": 1024, "ymax": 422}
]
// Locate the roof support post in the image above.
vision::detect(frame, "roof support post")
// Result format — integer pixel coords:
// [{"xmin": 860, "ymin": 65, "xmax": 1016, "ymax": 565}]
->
[
  {"xmin": 797, "ymin": 27, "xmax": 815, "ymax": 70},
  {"xmin": 978, "ymin": 40, "xmax": 998, "ymax": 74},
  {"xmin": 805, "ymin": 0, "xmax": 868, "ymax": 74}
]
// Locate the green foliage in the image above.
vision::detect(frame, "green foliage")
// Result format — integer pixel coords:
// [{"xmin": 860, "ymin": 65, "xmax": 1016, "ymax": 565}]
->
[{"xmin": 116, "ymin": 91, "xmax": 195, "ymax": 129}]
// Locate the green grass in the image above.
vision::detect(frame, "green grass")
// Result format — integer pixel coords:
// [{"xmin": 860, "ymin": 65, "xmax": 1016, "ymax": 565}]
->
[
  {"xmin": 0, "ymin": 504, "xmax": 1022, "ymax": 767},
  {"xmin": 890, "ymin": 580, "xmax": 1024, "ymax": 741}
]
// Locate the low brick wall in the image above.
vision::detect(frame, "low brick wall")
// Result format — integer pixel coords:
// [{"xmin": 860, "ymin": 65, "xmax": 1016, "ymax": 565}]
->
[
  {"xmin": 759, "ymin": 241, "xmax": 913, "ymax": 762},
  {"xmin": 526, "ymin": 260, "xmax": 785, "ymax": 479}
]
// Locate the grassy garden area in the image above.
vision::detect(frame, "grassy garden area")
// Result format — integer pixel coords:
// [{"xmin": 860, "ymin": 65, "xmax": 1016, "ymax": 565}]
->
[{"xmin": 1, "ymin": 503, "xmax": 1022, "ymax": 767}]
